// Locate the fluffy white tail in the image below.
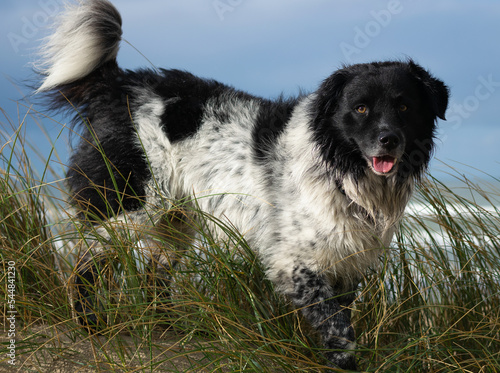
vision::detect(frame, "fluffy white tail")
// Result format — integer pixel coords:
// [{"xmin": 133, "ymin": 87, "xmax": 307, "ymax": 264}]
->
[{"xmin": 37, "ymin": 0, "xmax": 122, "ymax": 92}]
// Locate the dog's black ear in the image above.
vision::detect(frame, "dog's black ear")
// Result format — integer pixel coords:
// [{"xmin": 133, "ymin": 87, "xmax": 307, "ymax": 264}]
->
[
  {"xmin": 408, "ymin": 60, "xmax": 449, "ymax": 120},
  {"xmin": 312, "ymin": 69, "xmax": 352, "ymax": 123}
]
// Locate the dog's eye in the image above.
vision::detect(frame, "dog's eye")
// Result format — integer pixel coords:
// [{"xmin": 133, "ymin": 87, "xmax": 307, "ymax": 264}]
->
[
  {"xmin": 399, "ymin": 104, "xmax": 408, "ymax": 112},
  {"xmin": 356, "ymin": 105, "xmax": 367, "ymax": 114}
]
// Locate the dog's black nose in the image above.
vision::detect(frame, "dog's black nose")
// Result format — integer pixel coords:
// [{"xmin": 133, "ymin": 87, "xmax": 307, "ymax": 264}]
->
[{"xmin": 378, "ymin": 131, "xmax": 400, "ymax": 150}]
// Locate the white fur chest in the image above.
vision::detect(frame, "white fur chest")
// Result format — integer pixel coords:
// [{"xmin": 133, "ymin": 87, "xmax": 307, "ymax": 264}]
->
[{"xmin": 261, "ymin": 102, "xmax": 413, "ymax": 287}]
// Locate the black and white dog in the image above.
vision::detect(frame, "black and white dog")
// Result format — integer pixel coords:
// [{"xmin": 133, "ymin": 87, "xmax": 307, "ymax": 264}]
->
[{"xmin": 37, "ymin": 0, "xmax": 448, "ymax": 369}]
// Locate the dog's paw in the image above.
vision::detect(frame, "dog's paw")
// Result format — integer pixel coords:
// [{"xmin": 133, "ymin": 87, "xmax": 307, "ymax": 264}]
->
[{"xmin": 325, "ymin": 350, "xmax": 358, "ymax": 371}]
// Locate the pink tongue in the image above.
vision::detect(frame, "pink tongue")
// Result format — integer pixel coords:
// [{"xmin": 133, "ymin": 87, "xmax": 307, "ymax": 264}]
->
[{"xmin": 373, "ymin": 156, "xmax": 396, "ymax": 173}]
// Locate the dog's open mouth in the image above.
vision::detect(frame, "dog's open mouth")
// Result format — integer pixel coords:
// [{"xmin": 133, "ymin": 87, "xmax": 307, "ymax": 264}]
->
[{"xmin": 372, "ymin": 155, "xmax": 397, "ymax": 174}]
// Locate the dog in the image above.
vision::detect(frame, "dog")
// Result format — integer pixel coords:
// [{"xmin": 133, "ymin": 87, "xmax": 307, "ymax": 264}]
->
[{"xmin": 37, "ymin": 0, "xmax": 449, "ymax": 369}]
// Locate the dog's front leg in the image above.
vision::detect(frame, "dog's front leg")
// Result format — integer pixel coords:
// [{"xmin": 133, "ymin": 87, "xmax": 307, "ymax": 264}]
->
[{"xmin": 290, "ymin": 265, "xmax": 358, "ymax": 371}]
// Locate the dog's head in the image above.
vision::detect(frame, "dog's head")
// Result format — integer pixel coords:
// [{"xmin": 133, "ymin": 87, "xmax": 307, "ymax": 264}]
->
[{"xmin": 311, "ymin": 60, "xmax": 449, "ymax": 181}]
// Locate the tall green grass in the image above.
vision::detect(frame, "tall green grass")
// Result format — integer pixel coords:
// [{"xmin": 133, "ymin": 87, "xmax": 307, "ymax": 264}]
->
[
  {"xmin": 1, "ymin": 108, "xmax": 500, "ymax": 372},
  {"xmin": 357, "ymin": 175, "xmax": 500, "ymax": 372}
]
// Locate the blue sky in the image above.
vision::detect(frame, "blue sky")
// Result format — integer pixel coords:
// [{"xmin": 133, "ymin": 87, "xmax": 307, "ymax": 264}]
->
[{"xmin": 1, "ymin": 0, "xmax": 500, "ymax": 181}]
